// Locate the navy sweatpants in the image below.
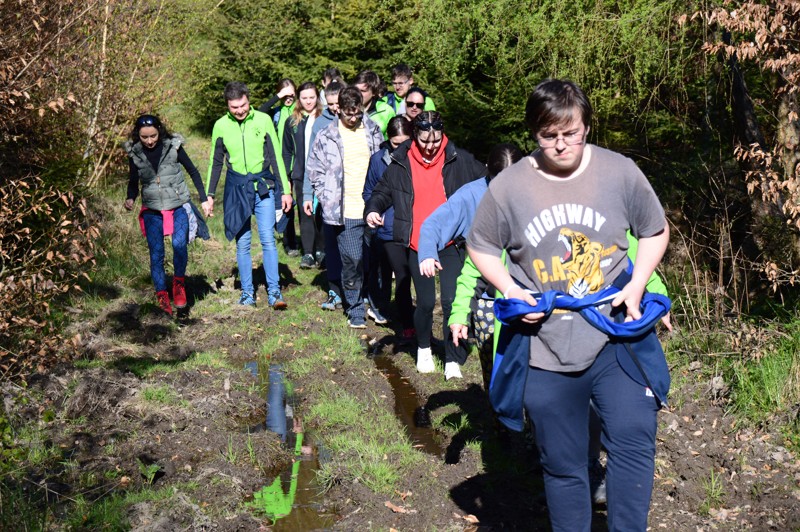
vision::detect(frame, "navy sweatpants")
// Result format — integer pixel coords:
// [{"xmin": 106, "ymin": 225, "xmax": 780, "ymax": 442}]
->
[{"xmin": 523, "ymin": 342, "xmax": 659, "ymax": 532}]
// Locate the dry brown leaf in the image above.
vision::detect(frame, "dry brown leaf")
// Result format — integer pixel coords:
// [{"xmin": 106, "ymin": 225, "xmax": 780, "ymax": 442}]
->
[
  {"xmin": 385, "ymin": 501, "xmax": 408, "ymax": 513},
  {"xmin": 453, "ymin": 512, "xmax": 480, "ymax": 524}
]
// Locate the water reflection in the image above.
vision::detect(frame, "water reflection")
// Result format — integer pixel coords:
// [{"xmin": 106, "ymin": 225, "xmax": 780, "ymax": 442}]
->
[{"xmin": 247, "ymin": 362, "xmax": 335, "ymax": 529}]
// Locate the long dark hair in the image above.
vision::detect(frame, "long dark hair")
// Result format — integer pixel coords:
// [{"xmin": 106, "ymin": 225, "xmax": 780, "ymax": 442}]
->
[
  {"xmin": 130, "ymin": 114, "xmax": 171, "ymax": 145},
  {"xmin": 386, "ymin": 116, "xmax": 413, "ymax": 139},
  {"xmin": 487, "ymin": 143, "xmax": 524, "ymax": 179},
  {"xmin": 412, "ymin": 111, "xmax": 443, "ymax": 134}
]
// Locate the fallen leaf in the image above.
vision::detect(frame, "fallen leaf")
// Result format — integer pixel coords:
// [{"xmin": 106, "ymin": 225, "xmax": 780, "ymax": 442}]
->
[{"xmin": 385, "ymin": 501, "xmax": 409, "ymax": 513}]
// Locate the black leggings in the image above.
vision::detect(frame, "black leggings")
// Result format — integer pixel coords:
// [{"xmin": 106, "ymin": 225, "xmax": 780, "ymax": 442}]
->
[
  {"xmin": 293, "ymin": 179, "xmax": 323, "ymax": 256},
  {"xmin": 409, "ymin": 246, "xmax": 467, "ymax": 364},
  {"xmin": 383, "ymin": 241, "xmax": 414, "ymax": 329}
]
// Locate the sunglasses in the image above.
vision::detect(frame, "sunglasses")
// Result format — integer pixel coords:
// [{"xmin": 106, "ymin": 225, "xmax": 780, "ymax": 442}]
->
[
  {"xmin": 416, "ymin": 120, "xmax": 443, "ymax": 131},
  {"xmin": 406, "ymin": 101, "xmax": 425, "ymax": 110},
  {"xmin": 136, "ymin": 115, "xmax": 157, "ymax": 127}
]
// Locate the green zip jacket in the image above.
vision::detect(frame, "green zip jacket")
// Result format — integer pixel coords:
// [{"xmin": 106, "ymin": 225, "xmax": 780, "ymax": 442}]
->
[
  {"xmin": 206, "ymin": 109, "xmax": 289, "ymax": 196},
  {"xmin": 368, "ymin": 98, "xmax": 397, "ymax": 139}
]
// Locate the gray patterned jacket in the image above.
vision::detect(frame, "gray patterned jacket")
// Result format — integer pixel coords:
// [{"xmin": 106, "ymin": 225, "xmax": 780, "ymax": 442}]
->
[{"xmin": 306, "ymin": 114, "xmax": 383, "ymax": 226}]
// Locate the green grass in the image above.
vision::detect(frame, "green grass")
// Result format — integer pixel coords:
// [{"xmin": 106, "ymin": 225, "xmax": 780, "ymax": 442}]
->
[
  {"xmin": 65, "ymin": 484, "xmax": 189, "ymax": 530},
  {"xmin": 141, "ymin": 385, "xmax": 181, "ymax": 405},
  {"xmin": 183, "ymin": 350, "xmax": 235, "ymax": 370},
  {"xmin": 699, "ymin": 468, "xmax": 725, "ymax": 515},
  {"xmin": 307, "ymin": 384, "xmax": 422, "ymax": 495},
  {"xmin": 725, "ymin": 321, "xmax": 800, "ymax": 429},
  {"xmin": 0, "ymin": 479, "xmax": 49, "ymax": 531},
  {"xmin": 22, "ymin": 432, "xmax": 60, "ymax": 466},
  {"xmin": 222, "ymin": 435, "xmax": 239, "ymax": 464}
]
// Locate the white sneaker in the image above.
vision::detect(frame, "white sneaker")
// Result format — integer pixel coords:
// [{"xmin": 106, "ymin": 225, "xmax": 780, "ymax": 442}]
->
[
  {"xmin": 416, "ymin": 347, "xmax": 435, "ymax": 373},
  {"xmin": 444, "ymin": 361, "xmax": 463, "ymax": 380}
]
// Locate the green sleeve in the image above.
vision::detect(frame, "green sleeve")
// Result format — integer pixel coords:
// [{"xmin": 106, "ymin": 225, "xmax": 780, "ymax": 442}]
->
[
  {"xmin": 424, "ymin": 96, "xmax": 436, "ymax": 111},
  {"xmin": 449, "ymin": 256, "xmax": 482, "ymax": 327},
  {"xmin": 625, "ymin": 230, "xmax": 668, "ymax": 296},
  {"xmin": 371, "ymin": 101, "xmax": 397, "ymax": 139}
]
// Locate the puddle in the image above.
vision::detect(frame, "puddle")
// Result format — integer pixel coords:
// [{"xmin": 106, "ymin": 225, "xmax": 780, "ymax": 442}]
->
[
  {"xmin": 368, "ymin": 340, "xmax": 445, "ymax": 457},
  {"xmin": 245, "ymin": 362, "xmax": 336, "ymax": 529}
]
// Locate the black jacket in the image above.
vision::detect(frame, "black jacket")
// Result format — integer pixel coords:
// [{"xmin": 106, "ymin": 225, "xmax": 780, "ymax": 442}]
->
[
  {"xmin": 282, "ymin": 115, "xmax": 311, "ymax": 184},
  {"xmin": 364, "ymin": 138, "xmax": 486, "ymax": 247}
]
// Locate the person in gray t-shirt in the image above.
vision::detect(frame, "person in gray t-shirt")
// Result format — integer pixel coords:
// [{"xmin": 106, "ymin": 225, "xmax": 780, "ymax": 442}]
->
[{"xmin": 468, "ymin": 79, "xmax": 669, "ymax": 531}]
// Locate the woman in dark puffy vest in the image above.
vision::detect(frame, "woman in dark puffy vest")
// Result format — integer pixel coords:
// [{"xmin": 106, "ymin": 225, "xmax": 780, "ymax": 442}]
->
[{"xmin": 124, "ymin": 114, "xmax": 210, "ymax": 316}]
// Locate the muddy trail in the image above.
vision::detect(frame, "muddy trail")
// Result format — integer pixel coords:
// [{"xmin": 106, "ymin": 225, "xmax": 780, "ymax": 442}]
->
[{"xmin": 4, "ymin": 245, "xmax": 800, "ymax": 531}]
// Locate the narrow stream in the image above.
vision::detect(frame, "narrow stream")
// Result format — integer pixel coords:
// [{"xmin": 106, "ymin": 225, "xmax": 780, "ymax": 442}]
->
[
  {"xmin": 242, "ymin": 342, "xmax": 444, "ymax": 527},
  {"xmin": 368, "ymin": 340, "xmax": 445, "ymax": 457},
  {"xmin": 245, "ymin": 362, "xmax": 335, "ymax": 530}
]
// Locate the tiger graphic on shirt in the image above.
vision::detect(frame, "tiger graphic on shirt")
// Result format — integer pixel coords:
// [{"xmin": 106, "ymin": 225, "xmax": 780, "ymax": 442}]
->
[{"xmin": 558, "ymin": 228, "xmax": 617, "ymax": 297}]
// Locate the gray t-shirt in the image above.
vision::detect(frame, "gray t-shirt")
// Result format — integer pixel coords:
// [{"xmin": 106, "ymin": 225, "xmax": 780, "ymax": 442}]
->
[{"xmin": 468, "ymin": 145, "xmax": 666, "ymax": 371}]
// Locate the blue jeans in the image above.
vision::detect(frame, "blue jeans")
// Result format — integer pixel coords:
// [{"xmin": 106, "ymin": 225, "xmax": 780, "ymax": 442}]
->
[
  {"xmin": 523, "ymin": 343, "xmax": 659, "ymax": 532},
  {"xmin": 143, "ymin": 207, "xmax": 188, "ymax": 292},
  {"xmin": 235, "ymin": 191, "xmax": 281, "ymax": 298}
]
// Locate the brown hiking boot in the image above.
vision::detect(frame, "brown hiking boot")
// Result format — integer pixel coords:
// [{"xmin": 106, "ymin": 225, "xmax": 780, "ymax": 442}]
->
[
  {"xmin": 156, "ymin": 290, "xmax": 173, "ymax": 316},
  {"xmin": 173, "ymin": 277, "xmax": 187, "ymax": 308}
]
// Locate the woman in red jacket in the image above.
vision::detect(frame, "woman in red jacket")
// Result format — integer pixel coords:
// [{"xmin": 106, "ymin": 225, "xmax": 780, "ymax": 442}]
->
[{"xmin": 365, "ymin": 112, "xmax": 486, "ymax": 377}]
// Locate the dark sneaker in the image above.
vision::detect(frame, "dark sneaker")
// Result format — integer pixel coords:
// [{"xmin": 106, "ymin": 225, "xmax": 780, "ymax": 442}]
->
[
  {"xmin": 156, "ymin": 290, "xmax": 173, "ymax": 316},
  {"xmin": 269, "ymin": 295, "xmax": 288, "ymax": 310},
  {"xmin": 320, "ymin": 290, "xmax": 342, "ymax": 311},
  {"xmin": 300, "ymin": 254, "xmax": 316, "ymax": 269},
  {"xmin": 172, "ymin": 277, "xmax": 187, "ymax": 308},
  {"xmin": 348, "ymin": 316, "xmax": 367, "ymax": 329},
  {"xmin": 589, "ymin": 460, "xmax": 607, "ymax": 504},
  {"xmin": 367, "ymin": 307, "xmax": 388, "ymax": 325},
  {"xmin": 315, "ymin": 251, "xmax": 326, "ymax": 269},
  {"xmin": 238, "ymin": 292, "xmax": 256, "ymax": 307}
]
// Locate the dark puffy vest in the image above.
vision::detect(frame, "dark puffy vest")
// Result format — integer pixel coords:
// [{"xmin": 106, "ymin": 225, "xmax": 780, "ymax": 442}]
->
[{"xmin": 126, "ymin": 135, "xmax": 190, "ymax": 211}]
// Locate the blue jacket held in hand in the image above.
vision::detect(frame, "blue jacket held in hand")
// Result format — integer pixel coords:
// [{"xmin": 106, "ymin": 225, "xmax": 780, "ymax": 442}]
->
[
  {"xmin": 222, "ymin": 168, "xmax": 281, "ymax": 241},
  {"xmin": 489, "ymin": 267, "xmax": 671, "ymax": 431}
]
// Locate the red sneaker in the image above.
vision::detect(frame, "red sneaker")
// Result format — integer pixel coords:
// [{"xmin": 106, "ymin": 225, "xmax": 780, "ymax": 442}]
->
[
  {"xmin": 173, "ymin": 277, "xmax": 187, "ymax": 308},
  {"xmin": 156, "ymin": 290, "xmax": 173, "ymax": 316}
]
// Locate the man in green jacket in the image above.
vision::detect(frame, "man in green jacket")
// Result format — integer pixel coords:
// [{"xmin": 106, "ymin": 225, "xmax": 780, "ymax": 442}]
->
[
  {"xmin": 384, "ymin": 63, "xmax": 436, "ymax": 115},
  {"xmin": 206, "ymin": 81, "xmax": 293, "ymax": 309},
  {"xmin": 353, "ymin": 70, "xmax": 396, "ymax": 139}
]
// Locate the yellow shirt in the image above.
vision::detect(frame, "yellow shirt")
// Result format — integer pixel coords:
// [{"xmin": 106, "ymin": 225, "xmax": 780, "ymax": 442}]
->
[{"xmin": 339, "ymin": 122, "xmax": 371, "ymax": 220}]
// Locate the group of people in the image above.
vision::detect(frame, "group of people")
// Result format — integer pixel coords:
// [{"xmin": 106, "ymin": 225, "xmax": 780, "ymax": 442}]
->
[{"xmin": 125, "ymin": 66, "xmax": 672, "ymax": 531}]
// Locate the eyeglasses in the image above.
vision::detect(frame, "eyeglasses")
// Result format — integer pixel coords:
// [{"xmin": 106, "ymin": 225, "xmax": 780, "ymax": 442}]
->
[
  {"xmin": 340, "ymin": 109, "xmax": 361, "ymax": 120},
  {"xmin": 393, "ymin": 78, "xmax": 410, "ymax": 87},
  {"xmin": 416, "ymin": 120, "xmax": 443, "ymax": 132},
  {"xmin": 136, "ymin": 115, "xmax": 157, "ymax": 127},
  {"xmin": 406, "ymin": 101, "xmax": 425, "ymax": 110},
  {"xmin": 536, "ymin": 130, "xmax": 586, "ymax": 148}
]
